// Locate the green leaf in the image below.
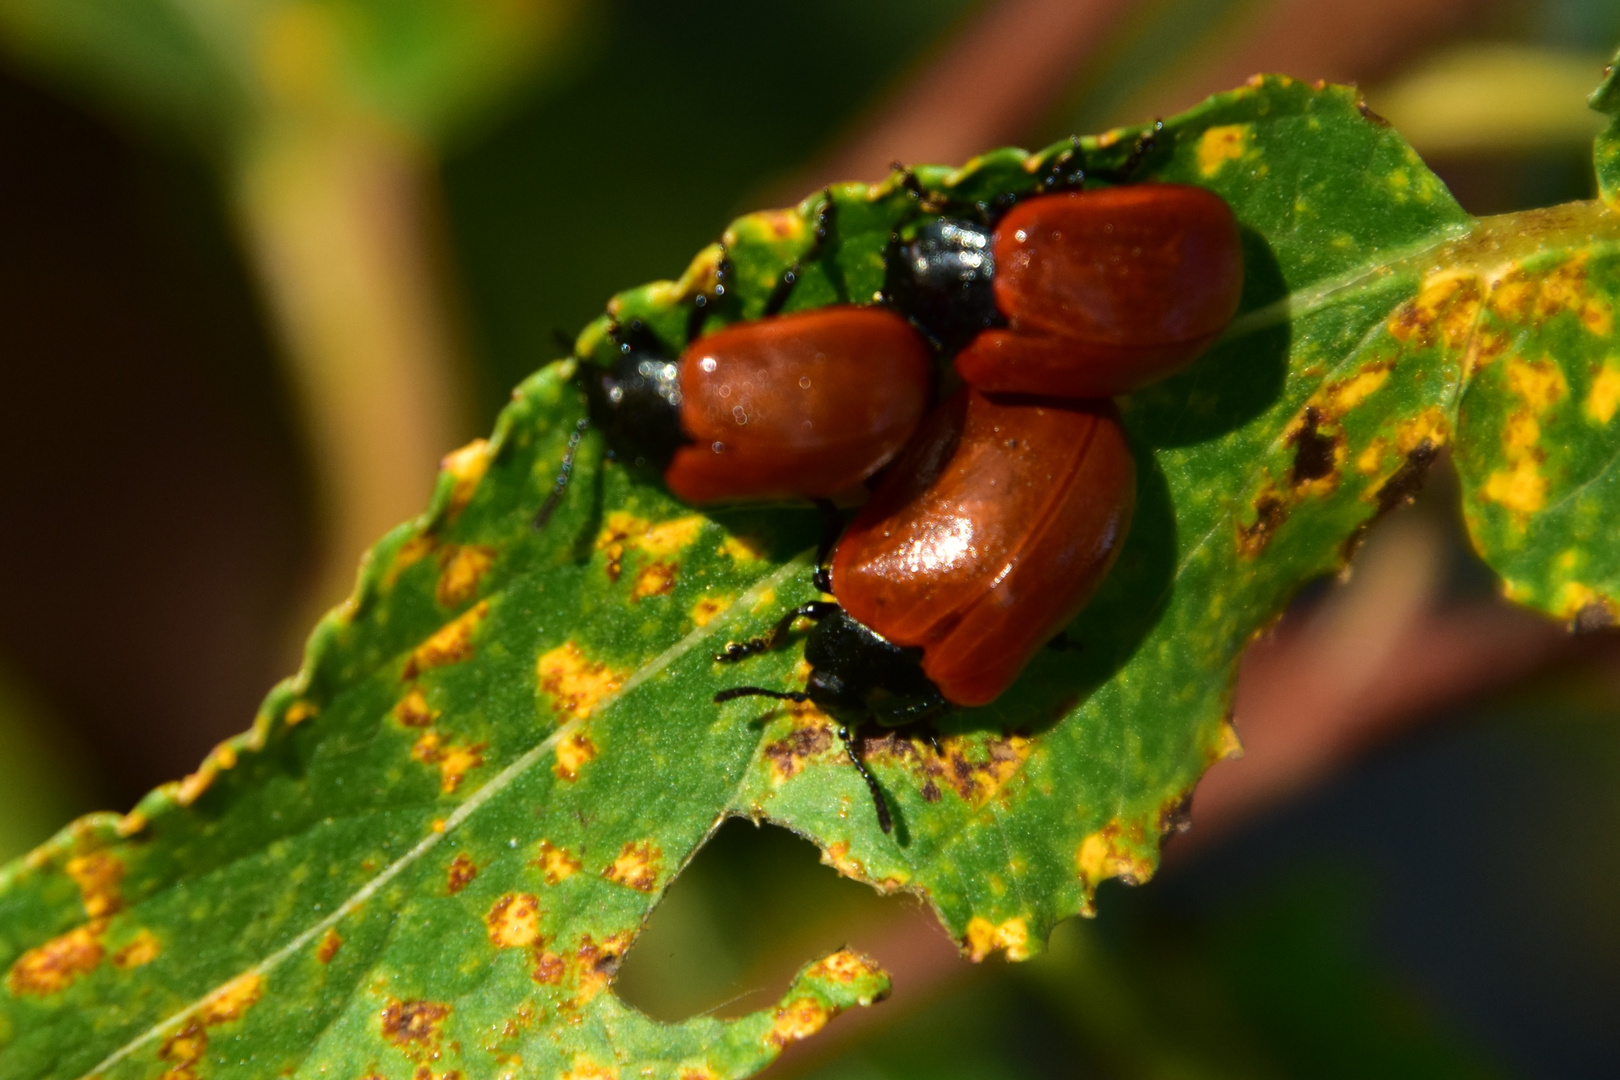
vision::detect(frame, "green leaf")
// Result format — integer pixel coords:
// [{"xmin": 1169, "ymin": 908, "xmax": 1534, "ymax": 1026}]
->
[{"xmin": 4, "ymin": 75, "xmax": 1619, "ymax": 1077}]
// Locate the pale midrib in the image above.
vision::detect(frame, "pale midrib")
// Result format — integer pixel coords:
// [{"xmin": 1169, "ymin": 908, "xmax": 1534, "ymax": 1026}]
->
[{"xmin": 80, "ymin": 554, "xmax": 812, "ymax": 1080}]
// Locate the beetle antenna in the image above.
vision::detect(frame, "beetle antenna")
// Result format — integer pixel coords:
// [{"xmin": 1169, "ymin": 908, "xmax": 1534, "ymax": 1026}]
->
[
  {"xmin": 716, "ymin": 601, "xmax": 839, "ymax": 662},
  {"xmin": 534, "ymin": 416, "xmax": 590, "ymax": 529},
  {"xmin": 839, "ymin": 725, "xmax": 892, "ymax": 834},
  {"xmin": 713, "ymin": 687, "xmax": 811, "ymax": 704}
]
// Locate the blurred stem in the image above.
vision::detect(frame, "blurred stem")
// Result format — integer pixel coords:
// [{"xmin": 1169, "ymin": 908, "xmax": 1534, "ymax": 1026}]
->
[{"xmin": 234, "ymin": 119, "xmax": 468, "ymax": 626}]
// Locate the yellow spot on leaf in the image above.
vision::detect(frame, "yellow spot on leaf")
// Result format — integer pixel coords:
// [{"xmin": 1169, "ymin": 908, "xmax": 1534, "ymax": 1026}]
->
[
  {"xmin": 7, "ymin": 922, "xmax": 105, "ymax": 995},
  {"xmin": 316, "ymin": 928, "xmax": 343, "ymax": 963},
  {"xmin": 284, "ymin": 699, "xmax": 318, "ymax": 726},
  {"xmin": 199, "ymin": 972, "xmax": 263, "ymax": 1024},
  {"xmin": 385, "ymin": 534, "xmax": 437, "ymax": 587},
  {"xmin": 561, "ymin": 1056, "xmax": 619, "ymax": 1080},
  {"xmin": 435, "ymin": 544, "xmax": 496, "ymax": 607},
  {"xmin": 553, "ymin": 731, "xmax": 597, "ymax": 781},
  {"xmin": 720, "ymin": 533, "xmax": 765, "ymax": 562},
  {"xmin": 1197, "ymin": 124, "xmax": 1248, "ymax": 176},
  {"xmin": 441, "ymin": 438, "xmax": 493, "ymax": 518},
  {"xmin": 1556, "ymin": 582, "xmax": 1611, "ymax": 621},
  {"xmin": 536, "ymin": 642, "xmax": 623, "ymax": 719},
  {"xmin": 603, "ymin": 841, "xmax": 662, "ymax": 892},
  {"xmin": 806, "ymin": 949, "xmax": 882, "ymax": 984},
  {"xmin": 404, "ymin": 601, "xmax": 490, "ymax": 679},
  {"xmin": 638, "ymin": 515, "xmax": 705, "ymax": 556},
  {"xmin": 1584, "ymin": 361, "xmax": 1620, "ymax": 424},
  {"xmin": 1076, "ymin": 821, "xmax": 1157, "ymax": 894},
  {"xmin": 66, "ymin": 851, "xmax": 123, "ymax": 918},
  {"xmin": 690, "ymin": 595, "xmax": 729, "ymax": 626},
  {"xmin": 632, "ymin": 560, "xmax": 677, "ymax": 600},
  {"xmin": 113, "ymin": 929, "xmax": 160, "ymax": 969},
  {"xmin": 535, "ymin": 840, "xmax": 581, "ymax": 884},
  {"xmin": 1328, "ymin": 365, "xmax": 1391, "ymax": 413},
  {"xmin": 766, "ymin": 996, "xmax": 832, "ymax": 1049},
  {"xmin": 486, "ymin": 893, "xmax": 543, "ymax": 948},
  {"xmin": 963, "ymin": 916, "xmax": 1031, "ymax": 962},
  {"xmin": 1507, "ymin": 356, "xmax": 1569, "ymax": 411},
  {"xmin": 1483, "ymin": 458, "xmax": 1547, "ymax": 513},
  {"xmin": 394, "ymin": 687, "xmax": 437, "ymax": 728},
  {"xmin": 411, "ymin": 732, "xmax": 486, "ymax": 794}
]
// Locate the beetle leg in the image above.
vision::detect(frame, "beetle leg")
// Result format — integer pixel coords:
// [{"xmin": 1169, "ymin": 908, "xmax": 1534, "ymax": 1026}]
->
[
  {"xmin": 533, "ymin": 416, "xmax": 591, "ymax": 530},
  {"xmin": 839, "ymin": 725, "xmax": 893, "ymax": 834},
  {"xmin": 812, "ymin": 499, "xmax": 844, "ymax": 593},
  {"xmin": 714, "ymin": 601, "xmax": 839, "ymax": 663}
]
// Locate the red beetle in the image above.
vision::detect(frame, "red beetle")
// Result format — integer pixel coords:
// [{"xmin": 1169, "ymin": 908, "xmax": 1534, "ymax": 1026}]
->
[
  {"xmin": 575, "ymin": 306, "xmax": 933, "ymax": 508},
  {"xmin": 886, "ymin": 184, "xmax": 1243, "ymax": 398},
  {"xmin": 717, "ymin": 387, "xmax": 1136, "ymax": 830}
]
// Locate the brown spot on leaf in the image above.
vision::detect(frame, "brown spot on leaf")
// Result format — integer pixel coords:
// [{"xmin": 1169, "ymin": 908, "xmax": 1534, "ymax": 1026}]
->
[
  {"xmin": 1237, "ymin": 488, "xmax": 1288, "ymax": 559},
  {"xmin": 159, "ymin": 1019, "xmax": 207, "ymax": 1080},
  {"xmin": 766, "ymin": 996, "xmax": 833, "ymax": 1049},
  {"xmin": 1158, "ymin": 792, "xmax": 1195, "ymax": 836},
  {"xmin": 66, "ymin": 851, "xmax": 124, "ymax": 918},
  {"xmin": 531, "ymin": 950, "xmax": 566, "ymax": 985},
  {"xmin": 446, "ymin": 854, "xmax": 477, "ymax": 895},
  {"xmin": 553, "ymin": 731, "xmax": 597, "ymax": 781},
  {"xmin": 395, "ymin": 687, "xmax": 438, "ymax": 729},
  {"xmin": 404, "ymin": 602, "xmax": 490, "ymax": 679},
  {"xmin": 113, "ymin": 929, "xmax": 161, "ymax": 969},
  {"xmin": 435, "ymin": 545, "xmax": 496, "ymax": 607},
  {"xmin": 602, "ymin": 841, "xmax": 661, "ymax": 892},
  {"xmin": 1288, "ymin": 405, "xmax": 1338, "ymax": 486},
  {"xmin": 1387, "ymin": 270, "xmax": 1483, "ymax": 353},
  {"xmin": 536, "ymin": 642, "xmax": 624, "ymax": 719},
  {"xmin": 7, "ymin": 921, "xmax": 105, "ymax": 995},
  {"xmin": 572, "ymin": 932, "xmax": 632, "ymax": 1004},
  {"xmin": 317, "ymin": 928, "xmax": 343, "ymax": 964},
  {"xmin": 764, "ymin": 715, "xmax": 834, "ymax": 782},
  {"xmin": 914, "ymin": 733, "xmax": 1031, "ymax": 805},
  {"xmin": 381, "ymin": 998, "xmax": 451, "ymax": 1056},
  {"xmin": 486, "ymin": 893, "xmax": 543, "ymax": 948},
  {"xmin": 535, "ymin": 841, "xmax": 581, "ymax": 884}
]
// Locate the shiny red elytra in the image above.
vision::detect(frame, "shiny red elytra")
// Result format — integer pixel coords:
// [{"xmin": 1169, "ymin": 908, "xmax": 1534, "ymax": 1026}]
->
[
  {"xmin": 666, "ymin": 306, "xmax": 933, "ymax": 504},
  {"xmin": 578, "ymin": 305, "xmax": 932, "ymax": 509},
  {"xmin": 885, "ymin": 184, "xmax": 1243, "ymax": 398},
  {"xmin": 833, "ymin": 386, "xmax": 1135, "ymax": 706}
]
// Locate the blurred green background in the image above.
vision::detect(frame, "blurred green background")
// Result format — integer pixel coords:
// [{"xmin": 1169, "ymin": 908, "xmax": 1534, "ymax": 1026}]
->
[{"xmin": 1, "ymin": 0, "xmax": 1618, "ymax": 1075}]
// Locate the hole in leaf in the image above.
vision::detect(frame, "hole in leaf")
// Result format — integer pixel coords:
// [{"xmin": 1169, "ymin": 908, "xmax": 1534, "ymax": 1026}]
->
[{"xmin": 614, "ymin": 817, "xmax": 943, "ymax": 1021}]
